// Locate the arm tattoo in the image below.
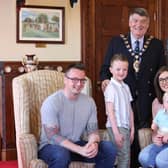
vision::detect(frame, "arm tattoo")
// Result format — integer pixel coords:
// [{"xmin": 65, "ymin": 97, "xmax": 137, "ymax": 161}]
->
[
  {"xmin": 43, "ymin": 124, "xmax": 65, "ymax": 144},
  {"xmin": 43, "ymin": 124, "xmax": 59, "ymax": 139}
]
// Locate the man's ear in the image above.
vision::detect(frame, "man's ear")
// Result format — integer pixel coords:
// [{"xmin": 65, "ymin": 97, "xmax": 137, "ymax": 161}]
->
[{"xmin": 109, "ymin": 66, "xmax": 112, "ymax": 73}]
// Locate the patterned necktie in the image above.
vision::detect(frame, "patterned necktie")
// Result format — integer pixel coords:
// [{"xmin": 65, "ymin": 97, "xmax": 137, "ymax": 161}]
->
[{"xmin": 134, "ymin": 40, "xmax": 140, "ymax": 54}]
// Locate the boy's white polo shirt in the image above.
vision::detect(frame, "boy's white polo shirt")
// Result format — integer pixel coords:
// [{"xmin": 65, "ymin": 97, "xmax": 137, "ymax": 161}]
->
[{"xmin": 104, "ymin": 77, "xmax": 133, "ymax": 129}]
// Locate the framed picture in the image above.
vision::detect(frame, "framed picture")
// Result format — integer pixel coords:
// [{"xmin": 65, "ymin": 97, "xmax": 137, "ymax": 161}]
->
[{"xmin": 17, "ymin": 5, "xmax": 65, "ymax": 44}]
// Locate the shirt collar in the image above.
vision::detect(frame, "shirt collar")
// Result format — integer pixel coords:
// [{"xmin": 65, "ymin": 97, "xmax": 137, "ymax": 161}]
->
[
  {"xmin": 130, "ymin": 33, "xmax": 144, "ymax": 49},
  {"xmin": 110, "ymin": 77, "xmax": 124, "ymax": 87}
]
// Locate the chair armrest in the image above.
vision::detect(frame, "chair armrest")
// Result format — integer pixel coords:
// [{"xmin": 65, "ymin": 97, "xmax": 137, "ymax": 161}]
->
[
  {"xmin": 98, "ymin": 129, "xmax": 110, "ymax": 141},
  {"xmin": 138, "ymin": 128, "xmax": 152, "ymax": 149},
  {"xmin": 17, "ymin": 134, "xmax": 38, "ymax": 168},
  {"xmin": 30, "ymin": 159, "xmax": 47, "ymax": 168},
  {"xmin": 82, "ymin": 129, "xmax": 110, "ymax": 141}
]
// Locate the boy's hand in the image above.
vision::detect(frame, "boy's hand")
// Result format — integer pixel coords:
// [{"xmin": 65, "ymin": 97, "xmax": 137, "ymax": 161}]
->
[
  {"xmin": 114, "ymin": 132, "xmax": 124, "ymax": 148},
  {"xmin": 152, "ymin": 132, "xmax": 163, "ymax": 146},
  {"xmin": 162, "ymin": 134, "xmax": 168, "ymax": 144}
]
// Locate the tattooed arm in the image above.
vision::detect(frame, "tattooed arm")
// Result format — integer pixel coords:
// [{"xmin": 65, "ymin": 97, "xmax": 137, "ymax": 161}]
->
[{"xmin": 44, "ymin": 124, "xmax": 98, "ymax": 158}]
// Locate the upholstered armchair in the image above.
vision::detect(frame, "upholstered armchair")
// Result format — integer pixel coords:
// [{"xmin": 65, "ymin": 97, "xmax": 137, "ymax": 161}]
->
[
  {"xmin": 138, "ymin": 128, "xmax": 152, "ymax": 149},
  {"xmin": 12, "ymin": 70, "xmax": 110, "ymax": 168}
]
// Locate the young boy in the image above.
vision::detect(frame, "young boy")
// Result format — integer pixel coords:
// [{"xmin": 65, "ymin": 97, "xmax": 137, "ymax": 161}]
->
[
  {"xmin": 152, "ymin": 92, "xmax": 168, "ymax": 139},
  {"xmin": 104, "ymin": 53, "xmax": 134, "ymax": 168}
]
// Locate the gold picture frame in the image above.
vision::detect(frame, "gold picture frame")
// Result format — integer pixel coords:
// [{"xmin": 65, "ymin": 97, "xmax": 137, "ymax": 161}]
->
[{"xmin": 17, "ymin": 5, "xmax": 65, "ymax": 44}]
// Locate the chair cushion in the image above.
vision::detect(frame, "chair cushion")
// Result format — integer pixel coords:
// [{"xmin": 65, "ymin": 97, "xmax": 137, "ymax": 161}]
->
[
  {"xmin": 138, "ymin": 128, "xmax": 152, "ymax": 149},
  {"xmin": 69, "ymin": 161, "xmax": 95, "ymax": 168}
]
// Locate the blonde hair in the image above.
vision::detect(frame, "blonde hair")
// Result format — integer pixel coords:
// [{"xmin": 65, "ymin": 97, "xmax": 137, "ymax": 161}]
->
[{"xmin": 110, "ymin": 53, "xmax": 128, "ymax": 66}]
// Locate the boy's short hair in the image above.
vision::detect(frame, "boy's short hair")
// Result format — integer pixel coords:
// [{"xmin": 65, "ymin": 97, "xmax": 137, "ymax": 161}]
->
[{"xmin": 110, "ymin": 53, "xmax": 128, "ymax": 66}]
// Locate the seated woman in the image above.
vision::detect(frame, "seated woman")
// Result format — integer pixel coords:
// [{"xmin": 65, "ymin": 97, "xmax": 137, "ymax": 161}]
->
[
  {"xmin": 138, "ymin": 66, "xmax": 168, "ymax": 168},
  {"xmin": 151, "ymin": 92, "xmax": 168, "ymax": 136}
]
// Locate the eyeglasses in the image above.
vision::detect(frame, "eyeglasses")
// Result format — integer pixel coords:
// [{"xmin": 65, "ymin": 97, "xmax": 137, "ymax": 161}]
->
[
  {"xmin": 65, "ymin": 75, "xmax": 86, "ymax": 85},
  {"xmin": 159, "ymin": 76, "xmax": 168, "ymax": 84}
]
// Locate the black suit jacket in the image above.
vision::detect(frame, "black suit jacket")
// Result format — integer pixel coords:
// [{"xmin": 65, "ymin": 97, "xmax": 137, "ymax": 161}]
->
[{"xmin": 100, "ymin": 33, "xmax": 166, "ymax": 128}]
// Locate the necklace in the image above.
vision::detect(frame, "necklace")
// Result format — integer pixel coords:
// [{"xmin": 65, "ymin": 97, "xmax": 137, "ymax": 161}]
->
[{"xmin": 120, "ymin": 34, "xmax": 153, "ymax": 73}]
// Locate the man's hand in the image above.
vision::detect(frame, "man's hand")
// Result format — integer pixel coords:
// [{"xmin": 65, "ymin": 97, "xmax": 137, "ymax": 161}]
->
[
  {"xmin": 101, "ymin": 79, "xmax": 110, "ymax": 92},
  {"xmin": 61, "ymin": 139, "xmax": 98, "ymax": 158},
  {"xmin": 79, "ymin": 142, "xmax": 98, "ymax": 158}
]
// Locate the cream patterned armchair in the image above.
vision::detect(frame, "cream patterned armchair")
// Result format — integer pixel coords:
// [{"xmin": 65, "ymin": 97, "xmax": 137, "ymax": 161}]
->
[
  {"xmin": 12, "ymin": 70, "xmax": 110, "ymax": 168},
  {"xmin": 138, "ymin": 128, "xmax": 152, "ymax": 150}
]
